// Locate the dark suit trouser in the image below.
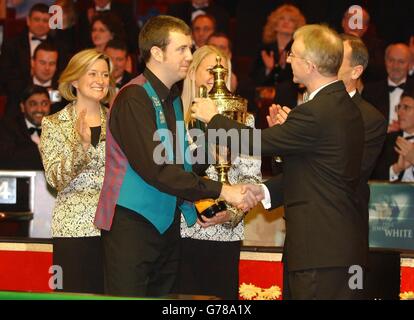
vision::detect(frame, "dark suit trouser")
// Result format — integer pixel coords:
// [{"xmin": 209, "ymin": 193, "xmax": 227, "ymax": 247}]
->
[
  {"xmin": 102, "ymin": 205, "xmax": 181, "ymax": 297},
  {"xmin": 283, "ymin": 262, "xmax": 366, "ymax": 300}
]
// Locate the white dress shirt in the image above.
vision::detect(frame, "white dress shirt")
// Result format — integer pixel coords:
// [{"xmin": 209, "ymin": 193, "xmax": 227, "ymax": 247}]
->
[
  {"xmin": 29, "ymin": 32, "xmax": 47, "ymax": 57},
  {"xmin": 25, "ymin": 118, "xmax": 41, "ymax": 145},
  {"xmin": 388, "ymin": 78, "xmax": 406, "ymax": 125}
]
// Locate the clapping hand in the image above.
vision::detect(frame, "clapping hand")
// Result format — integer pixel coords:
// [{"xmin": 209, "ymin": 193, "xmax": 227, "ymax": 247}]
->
[
  {"xmin": 75, "ymin": 109, "xmax": 91, "ymax": 151},
  {"xmin": 266, "ymin": 104, "xmax": 291, "ymax": 127},
  {"xmin": 395, "ymin": 136, "xmax": 414, "ymax": 164}
]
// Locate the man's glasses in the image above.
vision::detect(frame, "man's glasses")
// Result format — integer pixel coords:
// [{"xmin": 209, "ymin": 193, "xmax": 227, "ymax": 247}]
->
[
  {"xmin": 287, "ymin": 49, "xmax": 307, "ymax": 61},
  {"xmin": 395, "ymin": 104, "xmax": 414, "ymax": 112}
]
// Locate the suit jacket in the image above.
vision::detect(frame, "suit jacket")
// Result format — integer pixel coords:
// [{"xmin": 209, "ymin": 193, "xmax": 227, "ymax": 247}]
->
[
  {"xmin": 208, "ymin": 81, "xmax": 366, "ymax": 271},
  {"xmin": 371, "ymin": 131, "xmax": 402, "ymax": 180},
  {"xmin": 362, "ymin": 78, "xmax": 414, "ymax": 121},
  {"xmin": 39, "ymin": 103, "xmax": 108, "ymax": 237},
  {"xmin": 166, "ymin": 2, "xmax": 230, "ymax": 33},
  {"xmin": 352, "ymin": 92, "xmax": 387, "ymax": 255},
  {"xmin": 0, "ymin": 114, "xmax": 43, "ymax": 170},
  {"xmin": 0, "ymin": 30, "xmax": 69, "ymax": 95}
]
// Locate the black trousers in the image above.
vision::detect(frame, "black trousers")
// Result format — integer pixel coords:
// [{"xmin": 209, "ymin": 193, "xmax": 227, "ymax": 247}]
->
[
  {"xmin": 53, "ymin": 236, "xmax": 104, "ymax": 294},
  {"xmin": 175, "ymin": 238, "xmax": 241, "ymax": 300},
  {"xmin": 283, "ymin": 263, "xmax": 366, "ymax": 300},
  {"xmin": 102, "ymin": 205, "xmax": 181, "ymax": 297}
]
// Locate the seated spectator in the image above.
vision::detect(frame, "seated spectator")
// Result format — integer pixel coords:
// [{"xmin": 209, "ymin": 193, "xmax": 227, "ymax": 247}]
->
[
  {"xmin": 0, "ymin": 3, "xmax": 68, "ymax": 100},
  {"xmin": 0, "ymin": 85, "xmax": 51, "ymax": 170},
  {"xmin": 207, "ymin": 32, "xmax": 237, "ymax": 92},
  {"xmin": 77, "ymin": 0, "xmax": 138, "ymax": 54},
  {"xmin": 167, "ymin": 0, "xmax": 229, "ymax": 34},
  {"xmin": 341, "ymin": 5, "xmax": 386, "ymax": 82},
  {"xmin": 90, "ymin": 12, "xmax": 126, "ymax": 53},
  {"xmin": 363, "ymin": 43, "xmax": 413, "ymax": 133},
  {"xmin": 372, "ymin": 87, "xmax": 414, "ymax": 181},
  {"xmin": 192, "ymin": 14, "xmax": 215, "ymax": 50},
  {"xmin": 105, "ymin": 39, "xmax": 134, "ymax": 92},
  {"xmin": 5, "ymin": 42, "xmax": 64, "ymax": 116},
  {"xmin": 250, "ymin": 4, "xmax": 305, "ymax": 87}
]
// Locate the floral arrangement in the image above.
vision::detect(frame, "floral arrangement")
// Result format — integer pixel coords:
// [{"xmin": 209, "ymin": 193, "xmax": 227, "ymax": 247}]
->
[
  {"xmin": 400, "ymin": 291, "xmax": 414, "ymax": 300},
  {"xmin": 239, "ymin": 283, "xmax": 281, "ymax": 300}
]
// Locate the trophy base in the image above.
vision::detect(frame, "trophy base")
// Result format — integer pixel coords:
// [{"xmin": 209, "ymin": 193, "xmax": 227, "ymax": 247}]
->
[{"xmin": 194, "ymin": 199, "xmax": 227, "ymax": 221}]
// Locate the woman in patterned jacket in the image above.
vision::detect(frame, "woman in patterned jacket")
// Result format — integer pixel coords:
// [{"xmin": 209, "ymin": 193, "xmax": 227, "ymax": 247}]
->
[
  {"xmin": 39, "ymin": 49, "xmax": 115, "ymax": 294},
  {"xmin": 176, "ymin": 45, "xmax": 262, "ymax": 299}
]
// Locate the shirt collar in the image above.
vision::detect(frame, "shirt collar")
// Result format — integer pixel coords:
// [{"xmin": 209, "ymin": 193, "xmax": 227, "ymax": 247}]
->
[
  {"xmin": 96, "ymin": 3, "xmax": 111, "ymax": 11},
  {"xmin": 33, "ymin": 77, "xmax": 52, "ymax": 87},
  {"xmin": 349, "ymin": 89, "xmax": 357, "ymax": 98},
  {"xmin": 143, "ymin": 68, "xmax": 180, "ymax": 103},
  {"xmin": 307, "ymin": 80, "xmax": 339, "ymax": 101},
  {"xmin": 388, "ymin": 78, "xmax": 406, "ymax": 87},
  {"xmin": 24, "ymin": 117, "xmax": 38, "ymax": 129}
]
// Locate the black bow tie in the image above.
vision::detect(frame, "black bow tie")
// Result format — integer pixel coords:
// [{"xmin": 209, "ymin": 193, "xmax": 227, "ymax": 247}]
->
[
  {"xmin": 388, "ymin": 83, "xmax": 405, "ymax": 92},
  {"xmin": 28, "ymin": 127, "xmax": 42, "ymax": 136},
  {"xmin": 31, "ymin": 36, "xmax": 45, "ymax": 42}
]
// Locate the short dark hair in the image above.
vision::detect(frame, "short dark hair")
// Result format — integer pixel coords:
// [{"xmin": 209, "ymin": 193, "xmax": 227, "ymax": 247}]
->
[
  {"xmin": 91, "ymin": 12, "xmax": 126, "ymax": 44},
  {"xmin": 192, "ymin": 14, "xmax": 216, "ymax": 29},
  {"xmin": 20, "ymin": 85, "xmax": 50, "ymax": 104},
  {"xmin": 33, "ymin": 41, "xmax": 58, "ymax": 60},
  {"xmin": 29, "ymin": 3, "xmax": 50, "ymax": 17},
  {"xmin": 105, "ymin": 38, "xmax": 128, "ymax": 53},
  {"xmin": 340, "ymin": 33, "xmax": 369, "ymax": 70},
  {"xmin": 207, "ymin": 32, "xmax": 232, "ymax": 51},
  {"xmin": 139, "ymin": 15, "xmax": 191, "ymax": 63}
]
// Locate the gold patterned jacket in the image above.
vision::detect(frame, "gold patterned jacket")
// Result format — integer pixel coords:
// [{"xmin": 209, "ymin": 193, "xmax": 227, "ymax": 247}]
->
[{"xmin": 39, "ymin": 103, "xmax": 107, "ymax": 238}]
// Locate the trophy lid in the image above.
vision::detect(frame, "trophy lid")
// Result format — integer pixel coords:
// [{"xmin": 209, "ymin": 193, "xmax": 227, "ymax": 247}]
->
[{"xmin": 207, "ymin": 56, "xmax": 247, "ymax": 114}]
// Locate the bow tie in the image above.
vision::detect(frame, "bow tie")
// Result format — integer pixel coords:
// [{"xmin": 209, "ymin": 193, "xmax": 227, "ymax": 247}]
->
[
  {"xmin": 31, "ymin": 36, "xmax": 46, "ymax": 42},
  {"xmin": 404, "ymin": 135, "xmax": 414, "ymax": 140},
  {"xmin": 388, "ymin": 83, "xmax": 405, "ymax": 93},
  {"xmin": 28, "ymin": 127, "xmax": 42, "ymax": 136}
]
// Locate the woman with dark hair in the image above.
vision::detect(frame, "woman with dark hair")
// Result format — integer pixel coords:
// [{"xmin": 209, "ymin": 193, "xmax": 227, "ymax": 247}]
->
[{"xmin": 90, "ymin": 12, "xmax": 126, "ymax": 53}]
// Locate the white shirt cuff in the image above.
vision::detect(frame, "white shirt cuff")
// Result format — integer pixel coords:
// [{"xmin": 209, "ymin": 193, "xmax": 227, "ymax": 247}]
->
[
  {"xmin": 390, "ymin": 165, "xmax": 399, "ymax": 182},
  {"xmin": 260, "ymin": 183, "xmax": 272, "ymax": 209}
]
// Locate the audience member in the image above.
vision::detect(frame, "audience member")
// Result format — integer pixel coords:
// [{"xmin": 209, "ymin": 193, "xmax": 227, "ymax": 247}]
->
[
  {"xmin": 0, "ymin": 85, "xmax": 50, "ymax": 170},
  {"xmin": 192, "ymin": 14, "xmax": 215, "ymax": 50},
  {"xmin": 5, "ymin": 41, "xmax": 64, "ymax": 116},
  {"xmin": 251, "ymin": 4, "xmax": 305, "ymax": 87},
  {"xmin": 77, "ymin": 0, "xmax": 138, "ymax": 54},
  {"xmin": 90, "ymin": 12, "xmax": 126, "ymax": 53},
  {"xmin": 372, "ymin": 86, "xmax": 414, "ymax": 181},
  {"xmin": 363, "ymin": 43, "xmax": 413, "ymax": 133},
  {"xmin": 105, "ymin": 39, "xmax": 134, "ymax": 92},
  {"xmin": 167, "ymin": 0, "xmax": 230, "ymax": 34}
]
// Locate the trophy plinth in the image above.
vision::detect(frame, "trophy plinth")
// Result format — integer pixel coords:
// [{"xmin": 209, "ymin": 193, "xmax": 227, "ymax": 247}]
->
[{"xmin": 195, "ymin": 56, "xmax": 249, "ymax": 221}]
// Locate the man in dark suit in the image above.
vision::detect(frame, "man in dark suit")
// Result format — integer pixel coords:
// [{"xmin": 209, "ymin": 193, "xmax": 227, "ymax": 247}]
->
[
  {"xmin": 372, "ymin": 87, "xmax": 414, "ymax": 181},
  {"xmin": 167, "ymin": 0, "xmax": 230, "ymax": 34},
  {"xmin": 0, "ymin": 85, "xmax": 51, "ymax": 170},
  {"xmin": 0, "ymin": 3, "xmax": 68, "ymax": 96},
  {"xmin": 77, "ymin": 0, "xmax": 138, "ymax": 54},
  {"xmin": 192, "ymin": 24, "xmax": 366, "ymax": 299},
  {"xmin": 5, "ymin": 42, "xmax": 63, "ymax": 116},
  {"xmin": 104, "ymin": 39, "xmax": 134, "ymax": 92},
  {"xmin": 363, "ymin": 43, "xmax": 413, "ymax": 133}
]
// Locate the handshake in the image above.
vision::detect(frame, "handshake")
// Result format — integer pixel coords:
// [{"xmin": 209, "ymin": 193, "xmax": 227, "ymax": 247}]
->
[{"xmin": 220, "ymin": 184, "xmax": 265, "ymax": 212}]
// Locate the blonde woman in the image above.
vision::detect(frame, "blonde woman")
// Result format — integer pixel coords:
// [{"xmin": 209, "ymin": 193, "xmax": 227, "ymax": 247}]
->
[
  {"xmin": 39, "ymin": 49, "xmax": 115, "ymax": 294},
  {"xmin": 251, "ymin": 4, "xmax": 305, "ymax": 86},
  {"xmin": 177, "ymin": 45, "xmax": 262, "ymax": 300}
]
